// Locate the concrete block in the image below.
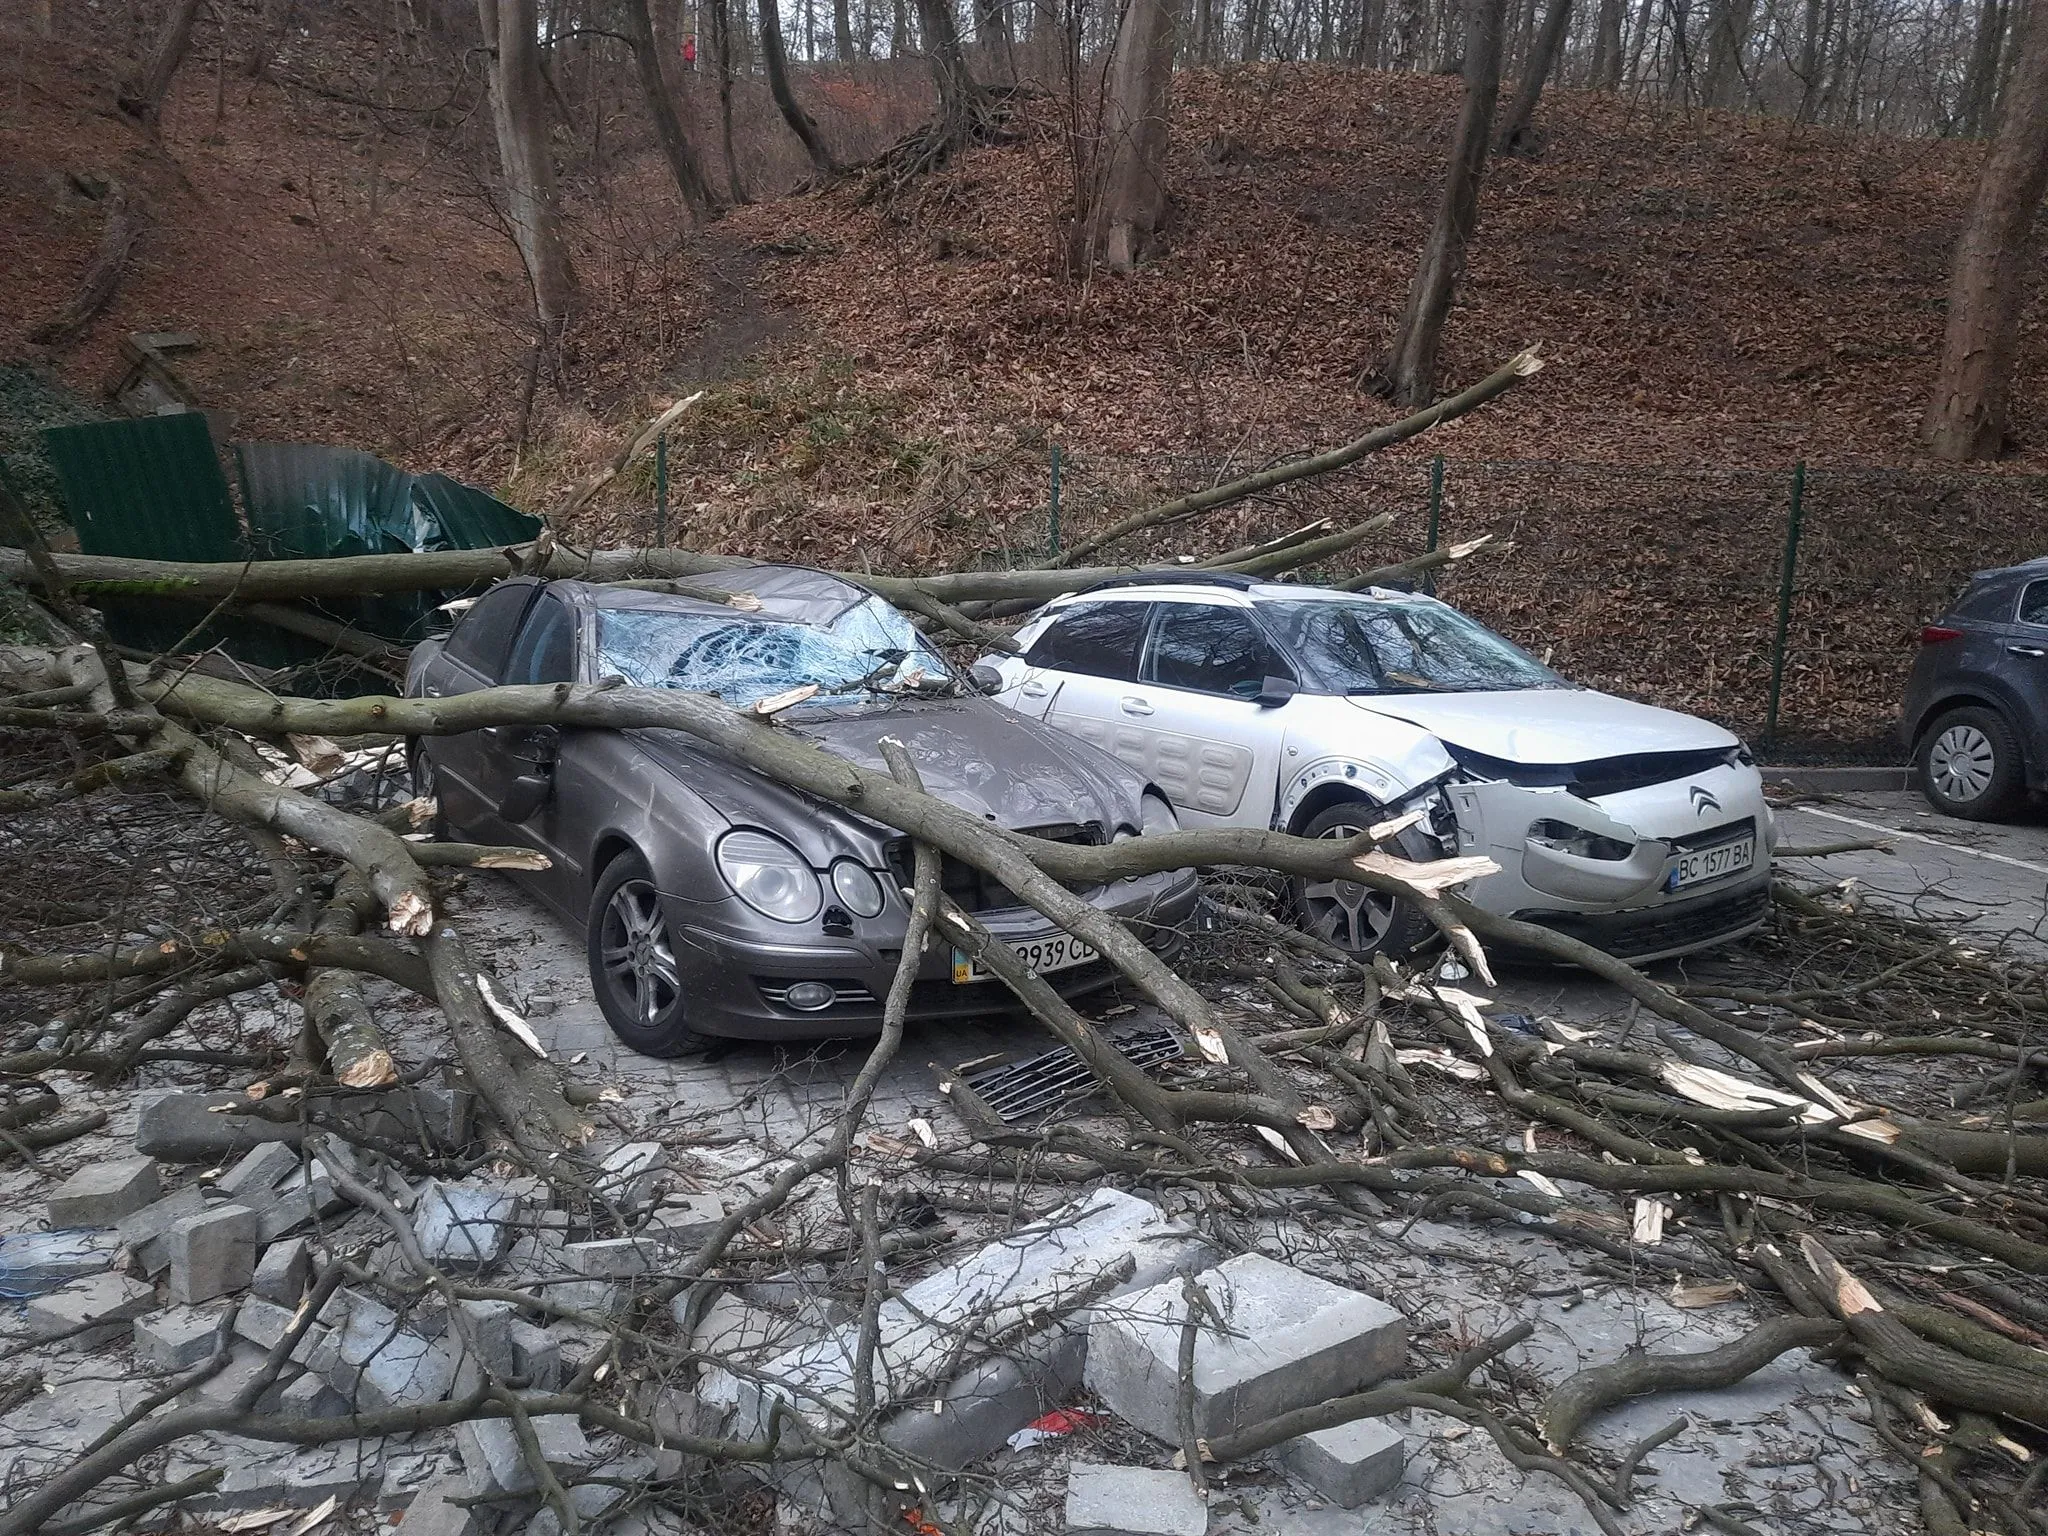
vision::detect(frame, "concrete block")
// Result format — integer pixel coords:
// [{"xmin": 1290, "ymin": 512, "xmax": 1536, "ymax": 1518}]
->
[
  {"xmin": 134, "ymin": 1305, "xmax": 230, "ymax": 1371},
  {"xmin": 26, "ymin": 1273, "xmax": 156, "ymax": 1347},
  {"xmin": 507, "ymin": 1318, "xmax": 563, "ymax": 1392},
  {"xmin": 251, "ymin": 1157, "xmax": 349, "ymax": 1242},
  {"xmin": 187, "ymin": 1341, "xmax": 294, "ymax": 1414},
  {"xmin": 252, "ymin": 1237, "xmax": 311, "ymax": 1305},
  {"xmin": 593, "ymin": 1140, "xmax": 668, "ymax": 1214},
  {"xmin": 688, "ymin": 1292, "xmax": 819, "ymax": 1362},
  {"xmin": 1064, "ymin": 1465, "xmax": 1208, "ymax": 1536},
  {"xmin": 455, "ymin": 1414, "xmax": 593, "ymax": 1497},
  {"xmin": 416, "ymin": 1179, "xmax": 520, "ymax": 1270},
  {"xmin": 1084, "ymin": 1252, "xmax": 1407, "ymax": 1444},
  {"xmin": 136, "ymin": 1092, "xmax": 302, "ymax": 1163},
  {"xmin": 214, "ymin": 1451, "xmax": 381, "ymax": 1510},
  {"xmin": 446, "ymin": 1297, "xmax": 518, "ymax": 1396},
  {"xmin": 216, "ymin": 1142, "xmax": 298, "ymax": 1201},
  {"xmin": 276, "ymin": 1368, "xmax": 350, "ymax": 1420},
  {"xmin": 522, "ymin": 1482, "xmax": 627, "ymax": 1536},
  {"xmin": 47, "ymin": 1157, "xmax": 160, "ymax": 1228},
  {"xmin": 561, "ymin": 1236, "xmax": 670, "ymax": 1278},
  {"xmin": 167, "ymin": 1204, "xmax": 259, "ymax": 1304},
  {"xmin": 646, "ymin": 1191, "xmax": 724, "ymax": 1248},
  {"xmin": 397, "ymin": 1475, "xmax": 479, "ymax": 1536},
  {"xmin": 318, "ymin": 1290, "xmax": 457, "ymax": 1410},
  {"xmin": 642, "ymin": 1386, "xmax": 726, "ymax": 1478},
  {"xmin": 535, "ymin": 1278, "xmax": 628, "ymax": 1318},
  {"xmin": 233, "ymin": 1296, "xmax": 329, "ymax": 1363},
  {"xmin": 1277, "ymin": 1418, "xmax": 1405, "ymax": 1507},
  {"xmin": 115, "ymin": 1185, "xmax": 206, "ymax": 1275},
  {"xmin": 0, "ymin": 1228, "xmax": 116, "ymax": 1291}
]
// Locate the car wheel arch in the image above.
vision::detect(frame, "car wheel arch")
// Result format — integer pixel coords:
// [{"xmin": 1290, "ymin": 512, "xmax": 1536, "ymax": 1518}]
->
[{"xmin": 1286, "ymin": 782, "xmax": 1394, "ymax": 837}]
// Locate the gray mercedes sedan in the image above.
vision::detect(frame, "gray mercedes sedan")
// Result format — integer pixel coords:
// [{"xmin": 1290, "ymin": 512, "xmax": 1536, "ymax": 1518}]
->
[{"xmin": 405, "ymin": 565, "xmax": 1199, "ymax": 1055}]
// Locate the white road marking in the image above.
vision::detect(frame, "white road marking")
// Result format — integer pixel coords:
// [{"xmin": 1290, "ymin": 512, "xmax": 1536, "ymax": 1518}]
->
[{"xmin": 1784, "ymin": 805, "xmax": 2048, "ymax": 879}]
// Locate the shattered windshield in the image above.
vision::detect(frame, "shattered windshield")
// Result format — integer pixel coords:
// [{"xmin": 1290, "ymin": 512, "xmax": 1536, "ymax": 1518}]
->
[
  {"xmin": 1261, "ymin": 597, "xmax": 1569, "ymax": 695},
  {"xmin": 595, "ymin": 595, "xmax": 956, "ymax": 708}
]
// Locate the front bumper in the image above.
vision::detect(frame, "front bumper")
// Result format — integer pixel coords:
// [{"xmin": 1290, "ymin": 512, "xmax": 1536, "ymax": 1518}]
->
[{"xmin": 664, "ymin": 868, "xmax": 1202, "ymax": 1040}]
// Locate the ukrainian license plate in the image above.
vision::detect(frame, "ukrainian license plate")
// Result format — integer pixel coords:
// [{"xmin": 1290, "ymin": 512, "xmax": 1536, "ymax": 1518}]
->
[
  {"xmin": 1667, "ymin": 835, "xmax": 1756, "ymax": 892},
  {"xmin": 953, "ymin": 932, "xmax": 1100, "ymax": 984}
]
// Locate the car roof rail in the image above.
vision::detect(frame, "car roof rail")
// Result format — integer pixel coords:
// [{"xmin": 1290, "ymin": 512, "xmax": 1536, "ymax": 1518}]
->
[{"xmin": 1074, "ymin": 570, "xmax": 1261, "ymax": 596}]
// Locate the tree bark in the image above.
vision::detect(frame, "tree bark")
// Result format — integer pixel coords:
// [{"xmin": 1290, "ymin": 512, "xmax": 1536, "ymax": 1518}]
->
[
  {"xmin": 1959, "ymin": 0, "xmax": 2008, "ymax": 135},
  {"xmin": 477, "ymin": 0, "xmax": 578, "ymax": 332},
  {"xmin": 708, "ymin": 0, "xmax": 750, "ymax": 202},
  {"xmin": 1086, "ymin": 0, "xmax": 1177, "ymax": 274},
  {"xmin": 1922, "ymin": 1, "xmax": 2048, "ymax": 460},
  {"xmin": 1495, "ymin": 0, "xmax": 1573, "ymax": 151},
  {"xmin": 1380, "ymin": 0, "xmax": 1508, "ymax": 407},
  {"xmin": 834, "ymin": 0, "xmax": 858, "ymax": 55},
  {"xmin": 912, "ymin": 0, "xmax": 988, "ymax": 134},
  {"xmin": 119, "ymin": 0, "xmax": 206, "ymax": 126},
  {"xmin": 1696, "ymin": 0, "xmax": 1754, "ymax": 106},
  {"xmin": 1588, "ymin": 0, "xmax": 1624, "ymax": 84},
  {"xmin": 622, "ymin": 0, "xmax": 719, "ymax": 220},
  {"xmin": 757, "ymin": 0, "xmax": 841, "ymax": 174}
]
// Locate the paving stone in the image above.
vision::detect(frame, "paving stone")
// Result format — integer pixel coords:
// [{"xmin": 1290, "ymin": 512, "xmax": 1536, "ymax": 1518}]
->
[
  {"xmin": 641, "ymin": 1386, "xmax": 726, "ymax": 1478},
  {"xmin": 47, "ymin": 1157, "xmax": 160, "ymax": 1228},
  {"xmin": 1084, "ymin": 1252, "xmax": 1407, "ymax": 1444},
  {"xmin": 114, "ymin": 1185, "xmax": 206, "ymax": 1275},
  {"xmin": 560, "ymin": 1235, "xmax": 675, "ymax": 1278},
  {"xmin": 26, "ymin": 1273, "xmax": 156, "ymax": 1347},
  {"xmin": 316, "ymin": 1290, "xmax": 456, "ymax": 1410},
  {"xmin": 592, "ymin": 1140, "xmax": 667, "ymax": 1214},
  {"xmin": 134, "ymin": 1304, "xmax": 231, "ymax": 1371},
  {"xmin": 233, "ymin": 1296, "xmax": 329, "ymax": 1363},
  {"xmin": 1064, "ymin": 1464, "xmax": 1208, "ymax": 1536},
  {"xmin": 212, "ymin": 1444, "xmax": 383, "ymax": 1509},
  {"xmin": 445, "ymin": 1297, "xmax": 517, "ymax": 1395},
  {"xmin": 136, "ymin": 1091, "xmax": 303, "ymax": 1163},
  {"xmin": 507, "ymin": 1318, "xmax": 563, "ymax": 1391},
  {"xmin": 167, "ymin": 1204, "xmax": 259, "ymax": 1305},
  {"xmin": 252, "ymin": 1237, "xmax": 311, "ymax": 1305},
  {"xmin": 520, "ymin": 1481, "xmax": 626, "ymax": 1536},
  {"xmin": 1276, "ymin": 1417, "xmax": 1406, "ymax": 1507},
  {"xmin": 394, "ymin": 1474, "xmax": 479, "ymax": 1536},
  {"xmin": 186, "ymin": 1340, "xmax": 294, "ymax": 1414},
  {"xmin": 276, "ymin": 1368, "xmax": 350, "ymax": 1420},
  {"xmin": 455, "ymin": 1413, "xmax": 594, "ymax": 1497},
  {"xmin": 0, "ymin": 1227, "xmax": 116, "ymax": 1290},
  {"xmin": 415, "ymin": 1179, "xmax": 521, "ymax": 1270},
  {"xmin": 251, "ymin": 1157, "xmax": 348, "ymax": 1242},
  {"xmin": 216, "ymin": 1142, "xmax": 299, "ymax": 1201}
]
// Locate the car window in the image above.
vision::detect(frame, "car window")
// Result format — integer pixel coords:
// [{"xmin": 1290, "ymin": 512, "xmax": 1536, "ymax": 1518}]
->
[
  {"xmin": 443, "ymin": 582, "xmax": 535, "ymax": 680},
  {"xmin": 1261, "ymin": 597, "xmax": 1567, "ymax": 694},
  {"xmin": 1023, "ymin": 601, "xmax": 1150, "ymax": 680},
  {"xmin": 1142, "ymin": 602, "xmax": 1273, "ymax": 698},
  {"xmin": 504, "ymin": 594, "xmax": 577, "ymax": 685},
  {"xmin": 2019, "ymin": 581, "xmax": 2048, "ymax": 627}
]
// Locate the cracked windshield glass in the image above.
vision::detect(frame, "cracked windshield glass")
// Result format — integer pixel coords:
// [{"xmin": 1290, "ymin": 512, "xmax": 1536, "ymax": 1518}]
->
[{"xmin": 1262, "ymin": 597, "xmax": 1571, "ymax": 695}]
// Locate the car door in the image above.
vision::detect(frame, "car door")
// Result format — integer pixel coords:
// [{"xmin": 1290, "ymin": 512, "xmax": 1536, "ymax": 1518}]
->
[
  {"xmin": 1123, "ymin": 601, "xmax": 1290, "ymax": 827},
  {"xmin": 417, "ymin": 578, "xmax": 542, "ymax": 839},
  {"xmin": 1014, "ymin": 597, "xmax": 1151, "ymax": 725},
  {"xmin": 2001, "ymin": 578, "xmax": 2048, "ymax": 759}
]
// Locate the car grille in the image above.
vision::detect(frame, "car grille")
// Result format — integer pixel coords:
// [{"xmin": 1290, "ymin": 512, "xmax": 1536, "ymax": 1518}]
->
[
  {"xmin": 756, "ymin": 980, "xmax": 881, "ymax": 1011},
  {"xmin": 1515, "ymin": 882, "xmax": 1771, "ymax": 961},
  {"xmin": 885, "ymin": 821, "xmax": 1106, "ymax": 913},
  {"xmin": 1669, "ymin": 816, "xmax": 1756, "ymax": 854}
]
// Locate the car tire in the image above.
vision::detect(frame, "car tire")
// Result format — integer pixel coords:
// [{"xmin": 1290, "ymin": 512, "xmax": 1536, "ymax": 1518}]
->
[
  {"xmin": 587, "ymin": 852, "xmax": 707, "ymax": 1058},
  {"xmin": 1290, "ymin": 801, "xmax": 1440, "ymax": 959},
  {"xmin": 1917, "ymin": 706, "xmax": 2027, "ymax": 821},
  {"xmin": 405, "ymin": 742, "xmax": 452, "ymax": 841}
]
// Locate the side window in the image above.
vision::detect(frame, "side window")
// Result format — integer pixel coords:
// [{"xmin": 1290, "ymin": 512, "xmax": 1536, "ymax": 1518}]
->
[
  {"xmin": 1143, "ymin": 603, "xmax": 1272, "ymax": 698},
  {"xmin": 504, "ymin": 595, "xmax": 577, "ymax": 685},
  {"xmin": 2019, "ymin": 582, "xmax": 2048, "ymax": 627},
  {"xmin": 443, "ymin": 582, "xmax": 535, "ymax": 679},
  {"xmin": 1023, "ymin": 601, "xmax": 1150, "ymax": 680}
]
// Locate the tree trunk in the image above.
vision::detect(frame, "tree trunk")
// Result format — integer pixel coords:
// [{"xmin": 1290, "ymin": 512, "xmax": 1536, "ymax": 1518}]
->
[
  {"xmin": 622, "ymin": 0, "xmax": 718, "ymax": 220},
  {"xmin": 913, "ymin": 0, "xmax": 988, "ymax": 132},
  {"xmin": 477, "ymin": 0, "xmax": 578, "ymax": 334},
  {"xmin": 756, "ymin": 0, "xmax": 840, "ymax": 173},
  {"xmin": 1589, "ymin": 0, "xmax": 1624, "ymax": 84},
  {"xmin": 1495, "ymin": 0, "xmax": 1572, "ymax": 150},
  {"xmin": 834, "ymin": 0, "xmax": 857, "ymax": 56},
  {"xmin": 1696, "ymin": 0, "xmax": 1754, "ymax": 105},
  {"xmin": 28, "ymin": 180, "xmax": 144, "ymax": 347},
  {"xmin": 1960, "ymin": 0, "xmax": 2008, "ymax": 135},
  {"xmin": 118, "ymin": 0, "xmax": 206, "ymax": 126},
  {"xmin": 1380, "ymin": 0, "xmax": 1508, "ymax": 407},
  {"xmin": 1242, "ymin": 0, "xmax": 1266, "ymax": 59},
  {"xmin": 1794, "ymin": 0, "xmax": 1825, "ymax": 118},
  {"xmin": 710, "ymin": 0, "xmax": 750, "ymax": 200},
  {"xmin": 1922, "ymin": 2, "xmax": 2048, "ymax": 459},
  {"xmin": 892, "ymin": 0, "xmax": 909, "ymax": 54},
  {"xmin": 975, "ymin": 0, "xmax": 1016, "ymax": 77},
  {"xmin": 1086, "ymin": 0, "xmax": 1177, "ymax": 273}
]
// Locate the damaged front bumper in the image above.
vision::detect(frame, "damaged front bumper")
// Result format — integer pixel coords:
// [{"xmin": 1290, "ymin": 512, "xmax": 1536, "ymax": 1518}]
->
[{"xmin": 1442, "ymin": 761, "xmax": 1776, "ymax": 963}]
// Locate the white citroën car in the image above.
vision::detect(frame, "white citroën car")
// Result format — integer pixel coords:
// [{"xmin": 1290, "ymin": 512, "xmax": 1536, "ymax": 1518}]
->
[{"xmin": 983, "ymin": 573, "xmax": 1776, "ymax": 961}]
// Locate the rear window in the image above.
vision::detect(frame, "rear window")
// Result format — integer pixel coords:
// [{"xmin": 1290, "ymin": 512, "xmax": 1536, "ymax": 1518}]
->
[
  {"xmin": 1024, "ymin": 601, "xmax": 1151, "ymax": 680},
  {"xmin": 444, "ymin": 582, "xmax": 534, "ymax": 679},
  {"xmin": 2019, "ymin": 582, "xmax": 2048, "ymax": 626}
]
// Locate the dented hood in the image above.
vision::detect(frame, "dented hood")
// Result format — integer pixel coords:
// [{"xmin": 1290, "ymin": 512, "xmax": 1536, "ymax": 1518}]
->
[{"xmin": 1345, "ymin": 688, "xmax": 1738, "ymax": 765}]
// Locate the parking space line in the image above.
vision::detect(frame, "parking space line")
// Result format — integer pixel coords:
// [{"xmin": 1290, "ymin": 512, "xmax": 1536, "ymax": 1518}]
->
[{"xmin": 1784, "ymin": 805, "xmax": 2048, "ymax": 879}]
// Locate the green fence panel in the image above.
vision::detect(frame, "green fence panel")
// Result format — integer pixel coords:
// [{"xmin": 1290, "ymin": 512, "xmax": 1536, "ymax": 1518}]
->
[
  {"xmin": 412, "ymin": 472, "xmax": 541, "ymax": 552},
  {"xmin": 42, "ymin": 413, "xmax": 240, "ymax": 563}
]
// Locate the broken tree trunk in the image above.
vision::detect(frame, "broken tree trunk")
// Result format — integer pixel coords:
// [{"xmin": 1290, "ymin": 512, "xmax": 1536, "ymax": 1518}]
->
[
  {"xmin": 28, "ymin": 180, "xmax": 145, "ymax": 348},
  {"xmin": 305, "ymin": 872, "xmax": 401, "ymax": 1090}
]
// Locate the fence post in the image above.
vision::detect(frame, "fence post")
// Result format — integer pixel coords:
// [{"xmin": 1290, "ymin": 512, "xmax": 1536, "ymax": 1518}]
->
[
  {"xmin": 1763, "ymin": 461, "xmax": 1807, "ymax": 750},
  {"xmin": 1423, "ymin": 455, "xmax": 1445, "ymax": 594},
  {"xmin": 654, "ymin": 431, "xmax": 668, "ymax": 550},
  {"xmin": 1047, "ymin": 443, "xmax": 1062, "ymax": 557}
]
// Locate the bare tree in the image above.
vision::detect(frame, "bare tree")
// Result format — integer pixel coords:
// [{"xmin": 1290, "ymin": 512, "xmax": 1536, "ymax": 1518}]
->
[
  {"xmin": 1495, "ymin": 0, "xmax": 1573, "ymax": 149},
  {"xmin": 1379, "ymin": 0, "xmax": 1508, "ymax": 406},
  {"xmin": 623, "ymin": 0, "xmax": 720, "ymax": 220},
  {"xmin": 709, "ymin": 0, "xmax": 750, "ymax": 202},
  {"xmin": 1087, "ymin": 0, "xmax": 1178, "ymax": 273},
  {"xmin": 1588, "ymin": 0, "xmax": 1625, "ymax": 83},
  {"xmin": 835, "ymin": 0, "xmax": 858, "ymax": 55},
  {"xmin": 757, "ymin": 0, "xmax": 842, "ymax": 174},
  {"xmin": 1923, "ymin": 3, "xmax": 2048, "ymax": 458},
  {"xmin": 118, "ymin": 0, "xmax": 206, "ymax": 127},
  {"xmin": 1958, "ymin": 0, "xmax": 2009, "ymax": 133},
  {"xmin": 913, "ymin": 0, "xmax": 991, "ymax": 135},
  {"xmin": 1697, "ymin": 0, "xmax": 1756, "ymax": 103},
  {"xmin": 477, "ymin": 0, "xmax": 578, "ymax": 335}
]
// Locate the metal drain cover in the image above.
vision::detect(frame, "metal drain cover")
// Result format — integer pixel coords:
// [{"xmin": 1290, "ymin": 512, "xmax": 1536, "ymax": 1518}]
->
[{"xmin": 958, "ymin": 1023, "xmax": 1185, "ymax": 1123}]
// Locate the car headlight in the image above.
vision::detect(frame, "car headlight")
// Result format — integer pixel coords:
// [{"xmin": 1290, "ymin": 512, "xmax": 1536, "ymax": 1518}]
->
[
  {"xmin": 715, "ymin": 830, "xmax": 822, "ymax": 922},
  {"xmin": 1116, "ymin": 792, "xmax": 1181, "ymax": 842},
  {"xmin": 829, "ymin": 859, "xmax": 885, "ymax": 918},
  {"xmin": 1527, "ymin": 818, "xmax": 1634, "ymax": 862}
]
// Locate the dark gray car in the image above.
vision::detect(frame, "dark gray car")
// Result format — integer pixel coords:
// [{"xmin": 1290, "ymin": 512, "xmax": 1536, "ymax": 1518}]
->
[
  {"xmin": 405, "ymin": 566, "xmax": 1199, "ymax": 1054},
  {"xmin": 1899, "ymin": 557, "xmax": 2048, "ymax": 819}
]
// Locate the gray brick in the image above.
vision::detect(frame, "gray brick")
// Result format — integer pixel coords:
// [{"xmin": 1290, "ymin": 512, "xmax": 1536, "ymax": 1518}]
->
[
  {"xmin": 455, "ymin": 1414, "xmax": 593, "ymax": 1497},
  {"xmin": 134, "ymin": 1305, "xmax": 231, "ymax": 1371},
  {"xmin": 507, "ymin": 1319, "xmax": 562, "ymax": 1391},
  {"xmin": 592, "ymin": 1140, "xmax": 667, "ymax": 1214},
  {"xmin": 26, "ymin": 1273, "xmax": 155, "ymax": 1347},
  {"xmin": 416, "ymin": 1180, "xmax": 520, "ymax": 1271},
  {"xmin": 318, "ymin": 1290, "xmax": 456, "ymax": 1410},
  {"xmin": 394, "ymin": 1475, "xmax": 478, "ymax": 1536},
  {"xmin": 214, "ymin": 1451, "xmax": 381, "ymax": 1510},
  {"xmin": 276, "ymin": 1368, "xmax": 350, "ymax": 1420},
  {"xmin": 233, "ymin": 1296, "xmax": 329, "ymax": 1363},
  {"xmin": 167, "ymin": 1204, "xmax": 259, "ymax": 1305},
  {"xmin": 1277, "ymin": 1417, "xmax": 1405, "ymax": 1508},
  {"xmin": 216, "ymin": 1142, "xmax": 298, "ymax": 1202},
  {"xmin": 252, "ymin": 1237, "xmax": 311, "ymax": 1305},
  {"xmin": 1083, "ymin": 1252, "xmax": 1407, "ymax": 1444},
  {"xmin": 136, "ymin": 1092, "xmax": 301, "ymax": 1163},
  {"xmin": 1063, "ymin": 1465, "xmax": 1208, "ymax": 1536},
  {"xmin": 47, "ymin": 1157, "xmax": 160, "ymax": 1228},
  {"xmin": 115, "ymin": 1185, "xmax": 206, "ymax": 1275}
]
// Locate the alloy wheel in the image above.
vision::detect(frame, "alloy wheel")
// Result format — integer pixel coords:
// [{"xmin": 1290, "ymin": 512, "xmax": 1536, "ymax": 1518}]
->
[
  {"xmin": 1300, "ymin": 819, "xmax": 1399, "ymax": 951},
  {"xmin": 599, "ymin": 878, "xmax": 682, "ymax": 1030},
  {"xmin": 1929, "ymin": 723, "xmax": 1996, "ymax": 804}
]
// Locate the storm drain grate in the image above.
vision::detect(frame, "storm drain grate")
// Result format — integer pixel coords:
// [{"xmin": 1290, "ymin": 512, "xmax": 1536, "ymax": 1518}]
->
[{"xmin": 960, "ymin": 1023, "xmax": 1185, "ymax": 1123}]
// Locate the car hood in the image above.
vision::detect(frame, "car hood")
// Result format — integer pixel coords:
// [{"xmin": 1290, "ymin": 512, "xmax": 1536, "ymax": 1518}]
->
[
  {"xmin": 1344, "ymin": 688, "xmax": 1739, "ymax": 764},
  {"xmin": 629, "ymin": 695, "xmax": 1149, "ymax": 859}
]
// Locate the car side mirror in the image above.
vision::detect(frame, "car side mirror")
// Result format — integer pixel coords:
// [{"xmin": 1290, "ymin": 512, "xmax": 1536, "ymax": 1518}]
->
[
  {"xmin": 1254, "ymin": 675, "xmax": 1297, "ymax": 709},
  {"xmin": 968, "ymin": 662, "xmax": 1007, "ymax": 695},
  {"xmin": 499, "ymin": 771, "xmax": 553, "ymax": 823},
  {"xmin": 498, "ymin": 725, "xmax": 560, "ymax": 822}
]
